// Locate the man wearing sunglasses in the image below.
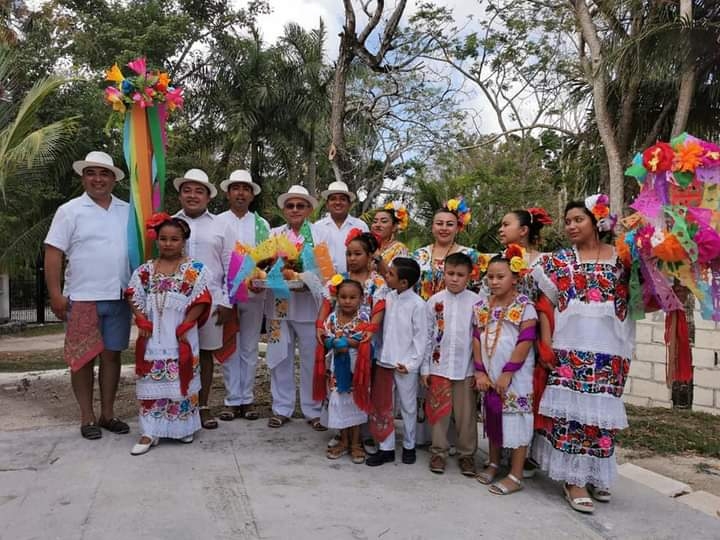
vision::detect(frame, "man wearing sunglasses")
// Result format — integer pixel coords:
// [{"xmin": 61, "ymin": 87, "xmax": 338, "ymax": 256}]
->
[{"xmin": 264, "ymin": 185, "xmax": 325, "ymax": 431}]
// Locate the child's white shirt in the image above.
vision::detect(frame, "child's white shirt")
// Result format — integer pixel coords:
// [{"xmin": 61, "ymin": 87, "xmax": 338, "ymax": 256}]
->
[
  {"xmin": 422, "ymin": 288, "xmax": 480, "ymax": 379},
  {"xmin": 379, "ymin": 288, "xmax": 428, "ymax": 372}
]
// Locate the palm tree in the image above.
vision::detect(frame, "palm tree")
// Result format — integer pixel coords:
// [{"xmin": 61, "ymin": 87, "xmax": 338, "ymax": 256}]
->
[{"xmin": 0, "ymin": 45, "xmax": 78, "ymax": 196}]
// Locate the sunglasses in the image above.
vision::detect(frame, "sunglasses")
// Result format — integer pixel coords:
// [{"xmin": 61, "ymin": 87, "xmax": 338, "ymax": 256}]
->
[{"xmin": 284, "ymin": 203, "xmax": 309, "ymax": 210}]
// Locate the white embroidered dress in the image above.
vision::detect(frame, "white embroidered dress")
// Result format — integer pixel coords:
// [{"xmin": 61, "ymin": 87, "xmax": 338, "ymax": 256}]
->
[{"xmin": 127, "ymin": 259, "xmax": 210, "ymax": 439}]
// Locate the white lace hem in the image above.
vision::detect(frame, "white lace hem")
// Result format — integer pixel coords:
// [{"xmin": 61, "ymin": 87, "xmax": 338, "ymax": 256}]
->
[
  {"xmin": 326, "ymin": 391, "xmax": 367, "ymax": 429},
  {"xmin": 136, "ymin": 375, "xmax": 201, "ymax": 400},
  {"xmin": 539, "ymin": 386, "xmax": 628, "ymax": 429},
  {"xmin": 531, "ymin": 436, "xmax": 617, "ymax": 490},
  {"xmin": 138, "ymin": 410, "xmax": 200, "ymax": 439},
  {"xmin": 501, "ymin": 413, "xmax": 533, "ymax": 449}
]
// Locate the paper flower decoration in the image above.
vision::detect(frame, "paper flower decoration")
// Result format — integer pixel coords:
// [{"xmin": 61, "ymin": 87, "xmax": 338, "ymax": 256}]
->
[
  {"xmin": 383, "ymin": 201, "xmax": 409, "ymax": 231},
  {"xmin": 527, "ymin": 207, "xmax": 553, "ymax": 226},
  {"xmin": 509, "ymin": 256, "xmax": 526, "ymax": 273},
  {"xmin": 585, "ymin": 194, "xmax": 617, "ymax": 232},
  {"xmin": 443, "ymin": 196, "xmax": 471, "ymax": 231},
  {"xmin": 642, "ymin": 142, "xmax": 674, "ymax": 173},
  {"xmin": 103, "ymin": 57, "xmax": 183, "ymax": 118}
]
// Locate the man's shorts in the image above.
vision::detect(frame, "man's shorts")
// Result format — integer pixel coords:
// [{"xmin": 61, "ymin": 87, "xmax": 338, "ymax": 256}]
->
[{"xmin": 67, "ymin": 299, "xmax": 131, "ymax": 352}]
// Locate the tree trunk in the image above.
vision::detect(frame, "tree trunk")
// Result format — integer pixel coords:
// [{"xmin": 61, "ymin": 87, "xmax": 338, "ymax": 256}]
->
[
  {"xmin": 329, "ymin": 35, "xmax": 354, "ymax": 185},
  {"xmin": 671, "ymin": 0, "xmax": 696, "ymax": 138},
  {"xmin": 305, "ymin": 127, "xmax": 317, "ymax": 196}
]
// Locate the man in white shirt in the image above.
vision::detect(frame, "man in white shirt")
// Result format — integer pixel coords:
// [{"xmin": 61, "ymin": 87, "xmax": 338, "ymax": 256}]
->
[
  {"xmin": 265, "ymin": 185, "xmax": 325, "ymax": 430},
  {"xmin": 421, "ymin": 252, "xmax": 479, "ymax": 477},
  {"xmin": 44, "ymin": 151, "xmax": 131, "ymax": 440},
  {"xmin": 216, "ymin": 170, "xmax": 270, "ymax": 422},
  {"xmin": 314, "ymin": 181, "xmax": 368, "ymax": 273},
  {"xmin": 173, "ymin": 168, "xmax": 234, "ymax": 430}
]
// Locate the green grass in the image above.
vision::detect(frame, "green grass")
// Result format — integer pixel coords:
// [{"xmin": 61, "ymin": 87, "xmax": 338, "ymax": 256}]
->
[
  {"xmin": 0, "ymin": 350, "xmax": 135, "ymax": 372},
  {"xmin": 618, "ymin": 404, "xmax": 720, "ymax": 458},
  {"xmin": 2, "ymin": 323, "xmax": 64, "ymax": 338}
]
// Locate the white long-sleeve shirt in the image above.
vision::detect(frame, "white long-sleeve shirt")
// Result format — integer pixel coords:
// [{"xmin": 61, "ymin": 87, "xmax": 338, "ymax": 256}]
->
[
  {"xmin": 314, "ymin": 213, "xmax": 368, "ymax": 274},
  {"xmin": 422, "ymin": 288, "xmax": 479, "ymax": 379},
  {"xmin": 379, "ymin": 288, "xmax": 428, "ymax": 372},
  {"xmin": 174, "ymin": 209, "xmax": 230, "ymax": 307}
]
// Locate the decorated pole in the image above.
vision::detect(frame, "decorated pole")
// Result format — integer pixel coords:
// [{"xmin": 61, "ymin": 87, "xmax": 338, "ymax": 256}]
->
[
  {"xmin": 103, "ymin": 58, "xmax": 183, "ymax": 270},
  {"xmin": 622, "ymin": 133, "xmax": 720, "ymax": 403}
]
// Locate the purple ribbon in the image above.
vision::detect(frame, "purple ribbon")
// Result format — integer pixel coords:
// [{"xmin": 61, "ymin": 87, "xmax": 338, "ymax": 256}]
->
[
  {"xmin": 502, "ymin": 361, "xmax": 524, "ymax": 373},
  {"xmin": 484, "ymin": 390, "xmax": 503, "ymax": 447},
  {"xmin": 516, "ymin": 325, "xmax": 536, "ymax": 343},
  {"xmin": 474, "ymin": 362, "xmax": 487, "ymax": 373}
]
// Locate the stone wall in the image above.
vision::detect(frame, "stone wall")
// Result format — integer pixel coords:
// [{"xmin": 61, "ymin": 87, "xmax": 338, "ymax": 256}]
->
[{"xmin": 626, "ymin": 309, "xmax": 720, "ymax": 414}]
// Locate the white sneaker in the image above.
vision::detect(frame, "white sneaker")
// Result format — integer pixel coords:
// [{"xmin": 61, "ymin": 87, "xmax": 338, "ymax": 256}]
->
[
  {"xmin": 179, "ymin": 434, "xmax": 194, "ymax": 444},
  {"xmin": 130, "ymin": 436, "xmax": 158, "ymax": 456}
]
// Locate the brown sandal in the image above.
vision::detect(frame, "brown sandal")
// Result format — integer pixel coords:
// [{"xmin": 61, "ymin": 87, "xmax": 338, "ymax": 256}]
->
[
  {"xmin": 308, "ymin": 417, "xmax": 327, "ymax": 432},
  {"xmin": 268, "ymin": 414, "xmax": 290, "ymax": 428},
  {"xmin": 218, "ymin": 406, "xmax": 242, "ymax": 421},
  {"xmin": 200, "ymin": 407, "xmax": 218, "ymax": 429},
  {"xmin": 239, "ymin": 404, "xmax": 259, "ymax": 421},
  {"xmin": 327, "ymin": 429, "xmax": 349, "ymax": 459}
]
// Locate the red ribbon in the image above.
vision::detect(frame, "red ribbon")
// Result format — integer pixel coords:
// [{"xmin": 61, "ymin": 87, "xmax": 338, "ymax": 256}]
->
[
  {"xmin": 532, "ymin": 294, "xmax": 556, "ymax": 431},
  {"xmin": 176, "ymin": 320, "xmax": 195, "ymax": 396},
  {"xmin": 134, "ymin": 316, "xmax": 154, "ymax": 379}
]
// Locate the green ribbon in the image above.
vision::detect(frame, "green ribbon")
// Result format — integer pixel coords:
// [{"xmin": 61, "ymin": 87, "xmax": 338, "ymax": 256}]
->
[
  {"xmin": 629, "ymin": 260, "xmax": 645, "ymax": 321},
  {"xmin": 146, "ymin": 106, "xmax": 166, "ymax": 211},
  {"xmin": 255, "ymin": 213, "xmax": 269, "ymax": 243}
]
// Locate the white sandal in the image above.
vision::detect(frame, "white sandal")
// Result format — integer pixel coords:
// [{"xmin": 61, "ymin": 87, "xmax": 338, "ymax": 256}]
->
[
  {"xmin": 130, "ymin": 435, "xmax": 159, "ymax": 456},
  {"xmin": 475, "ymin": 462, "xmax": 499, "ymax": 485},
  {"xmin": 564, "ymin": 484, "xmax": 595, "ymax": 514},
  {"xmin": 488, "ymin": 473, "xmax": 523, "ymax": 495},
  {"xmin": 587, "ymin": 484, "xmax": 611, "ymax": 502}
]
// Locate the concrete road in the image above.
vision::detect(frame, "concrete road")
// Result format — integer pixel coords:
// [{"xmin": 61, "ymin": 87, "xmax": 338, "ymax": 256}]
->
[{"xmin": 0, "ymin": 420, "xmax": 717, "ymax": 540}]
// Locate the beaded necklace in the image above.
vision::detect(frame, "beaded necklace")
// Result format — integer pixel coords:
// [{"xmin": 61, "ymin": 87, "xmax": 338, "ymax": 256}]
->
[{"xmin": 483, "ymin": 294, "xmax": 515, "ymax": 361}]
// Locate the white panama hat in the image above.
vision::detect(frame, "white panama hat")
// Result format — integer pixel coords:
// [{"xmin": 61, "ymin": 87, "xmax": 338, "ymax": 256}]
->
[
  {"xmin": 173, "ymin": 168, "xmax": 218, "ymax": 198},
  {"xmin": 72, "ymin": 151, "xmax": 125, "ymax": 181},
  {"xmin": 220, "ymin": 169, "xmax": 261, "ymax": 195},
  {"xmin": 277, "ymin": 184, "xmax": 318, "ymax": 210},
  {"xmin": 320, "ymin": 180, "xmax": 356, "ymax": 202}
]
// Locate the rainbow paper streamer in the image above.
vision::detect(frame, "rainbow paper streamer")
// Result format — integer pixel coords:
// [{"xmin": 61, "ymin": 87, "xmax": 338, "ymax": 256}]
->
[
  {"xmin": 227, "ymin": 251, "xmax": 257, "ymax": 304},
  {"xmin": 266, "ymin": 258, "xmax": 290, "ymax": 299}
]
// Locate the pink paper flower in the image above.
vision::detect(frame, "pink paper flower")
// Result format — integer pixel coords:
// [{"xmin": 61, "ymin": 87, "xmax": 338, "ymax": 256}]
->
[
  {"xmin": 127, "ymin": 57, "xmax": 147, "ymax": 76},
  {"xmin": 587, "ymin": 288, "xmax": 603, "ymax": 302},
  {"xmin": 165, "ymin": 87, "xmax": 184, "ymax": 111}
]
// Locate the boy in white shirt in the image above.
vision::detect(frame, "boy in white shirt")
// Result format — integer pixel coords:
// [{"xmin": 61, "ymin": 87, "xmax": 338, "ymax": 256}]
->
[
  {"xmin": 367, "ymin": 258, "xmax": 427, "ymax": 466},
  {"xmin": 421, "ymin": 252, "xmax": 479, "ymax": 476}
]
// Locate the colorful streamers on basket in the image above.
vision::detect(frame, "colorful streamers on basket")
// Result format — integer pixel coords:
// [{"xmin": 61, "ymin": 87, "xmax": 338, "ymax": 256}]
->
[
  {"xmin": 103, "ymin": 57, "xmax": 184, "ymax": 270},
  {"xmin": 623, "ymin": 132, "xmax": 720, "ymax": 386}
]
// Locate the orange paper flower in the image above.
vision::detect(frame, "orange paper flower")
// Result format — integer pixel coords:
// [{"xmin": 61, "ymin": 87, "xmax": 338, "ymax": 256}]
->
[{"xmin": 652, "ymin": 233, "xmax": 687, "ymax": 262}]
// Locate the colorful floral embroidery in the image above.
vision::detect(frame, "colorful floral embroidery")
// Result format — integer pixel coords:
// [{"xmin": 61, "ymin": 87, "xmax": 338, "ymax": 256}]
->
[
  {"xmin": 472, "ymin": 295, "xmax": 530, "ymax": 329},
  {"xmin": 432, "ymin": 301, "xmax": 444, "ymax": 364},
  {"xmin": 324, "ymin": 271, "xmax": 388, "ymax": 320},
  {"xmin": 140, "ymin": 394, "xmax": 199, "ymax": 421},
  {"xmin": 541, "ymin": 248, "xmax": 629, "ymax": 320},
  {"xmin": 502, "ymin": 391, "xmax": 533, "ymax": 414},
  {"xmin": 538, "ymin": 420, "xmax": 617, "ymax": 459},
  {"xmin": 548, "ymin": 348, "xmax": 631, "ymax": 397},
  {"xmin": 413, "ymin": 245, "xmax": 482, "ymax": 300},
  {"xmin": 267, "ymin": 318, "xmax": 282, "ymax": 344}
]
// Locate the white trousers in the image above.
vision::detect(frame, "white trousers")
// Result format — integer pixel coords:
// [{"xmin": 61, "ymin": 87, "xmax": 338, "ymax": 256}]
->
[
  {"xmin": 379, "ymin": 370, "xmax": 419, "ymax": 451},
  {"xmin": 268, "ymin": 319, "xmax": 321, "ymax": 418},
  {"xmin": 222, "ymin": 299, "xmax": 264, "ymax": 406}
]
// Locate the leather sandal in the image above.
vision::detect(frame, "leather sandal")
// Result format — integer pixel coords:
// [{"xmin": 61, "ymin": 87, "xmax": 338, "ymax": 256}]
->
[
  {"xmin": 564, "ymin": 484, "xmax": 595, "ymax": 514},
  {"xmin": 476, "ymin": 463, "xmax": 499, "ymax": 484},
  {"xmin": 199, "ymin": 407, "xmax": 218, "ymax": 429},
  {"xmin": 267, "ymin": 414, "xmax": 290, "ymax": 428},
  {"xmin": 488, "ymin": 474, "xmax": 524, "ymax": 495},
  {"xmin": 97, "ymin": 417, "xmax": 129, "ymax": 434},
  {"xmin": 80, "ymin": 423, "xmax": 102, "ymax": 440}
]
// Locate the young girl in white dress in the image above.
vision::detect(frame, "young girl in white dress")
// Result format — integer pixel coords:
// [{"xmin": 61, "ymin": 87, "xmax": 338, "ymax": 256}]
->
[{"xmin": 473, "ymin": 245, "xmax": 537, "ymax": 494}]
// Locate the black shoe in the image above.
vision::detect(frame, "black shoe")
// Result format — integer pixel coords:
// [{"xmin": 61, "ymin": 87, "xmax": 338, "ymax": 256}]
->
[
  {"xmin": 402, "ymin": 447, "xmax": 416, "ymax": 464},
  {"xmin": 366, "ymin": 450, "xmax": 395, "ymax": 467}
]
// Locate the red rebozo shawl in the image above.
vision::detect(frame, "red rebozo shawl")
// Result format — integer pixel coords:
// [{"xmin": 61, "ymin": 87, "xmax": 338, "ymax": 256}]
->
[
  {"xmin": 213, "ymin": 316, "xmax": 240, "ymax": 364},
  {"xmin": 134, "ymin": 289, "xmax": 211, "ymax": 396},
  {"xmin": 533, "ymin": 293, "xmax": 556, "ymax": 431}
]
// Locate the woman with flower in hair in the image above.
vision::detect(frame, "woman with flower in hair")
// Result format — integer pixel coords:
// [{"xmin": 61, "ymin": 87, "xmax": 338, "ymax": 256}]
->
[
  {"xmin": 412, "ymin": 197, "xmax": 480, "ymax": 301},
  {"xmin": 371, "ymin": 202, "xmax": 410, "ymax": 277},
  {"xmin": 126, "ymin": 213, "xmax": 211, "ymax": 456},
  {"xmin": 530, "ymin": 195, "xmax": 633, "ymax": 514}
]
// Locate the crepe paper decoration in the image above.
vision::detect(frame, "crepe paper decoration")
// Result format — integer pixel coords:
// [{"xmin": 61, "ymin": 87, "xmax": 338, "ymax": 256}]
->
[
  {"xmin": 670, "ymin": 178, "xmax": 703, "ymax": 208},
  {"xmin": 673, "ymin": 139, "xmax": 704, "ymax": 174},
  {"xmin": 227, "ymin": 251, "xmax": 256, "ymax": 304},
  {"xmin": 625, "ymin": 152, "xmax": 648, "ymax": 181},
  {"xmin": 696, "ymin": 167, "xmax": 720, "ymax": 185},
  {"xmin": 444, "ymin": 196, "xmax": 471, "ymax": 230},
  {"xmin": 666, "ymin": 207, "xmax": 698, "ymax": 263},
  {"xmin": 249, "ymin": 235, "xmax": 299, "ymax": 264},
  {"xmin": 383, "ymin": 201, "xmax": 410, "ymax": 231},
  {"xmin": 694, "ymin": 227, "xmax": 720, "ymax": 264},
  {"xmin": 639, "ymin": 261, "xmax": 684, "ymax": 312},
  {"xmin": 652, "ymin": 233, "xmax": 686, "ymax": 262},
  {"xmin": 300, "ymin": 243, "xmax": 318, "ymax": 275},
  {"xmin": 314, "ymin": 243, "xmax": 335, "ymax": 281},
  {"xmin": 266, "ymin": 258, "xmax": 290, "ymax": 299},
  {"xmin": 630, "ymin": 187, "xmax": 663, "ymax": 219},
  {"xmin": 103, "ymin": 58, "xmax": 182, "ymax": 271},
  {"xmin": 643, "ymin": 142, "xmax": 675, "ymax": 173}
]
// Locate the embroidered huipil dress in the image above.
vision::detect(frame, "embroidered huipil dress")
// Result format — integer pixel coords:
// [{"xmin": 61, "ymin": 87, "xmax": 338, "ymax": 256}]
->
[
  {"xmin": 473, "ymin": 294, "xmax": 537, "ymax": 448},
  {"xmin": 323, "ymin": 311, "xmax": 371, "ymax": 429},
  {"xmin": 127, "ymin": 260, "xmax": 211, "ymax": 439},
  {"xmin": 530, "ymin": 247, "xmax": 634, "ymax": 489}
]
